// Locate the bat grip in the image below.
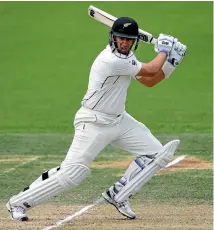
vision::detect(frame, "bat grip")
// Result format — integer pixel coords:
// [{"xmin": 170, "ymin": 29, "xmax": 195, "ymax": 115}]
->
[{"xmin": 151, "ymin": 38, "xmax": 157, "ymax": 45}]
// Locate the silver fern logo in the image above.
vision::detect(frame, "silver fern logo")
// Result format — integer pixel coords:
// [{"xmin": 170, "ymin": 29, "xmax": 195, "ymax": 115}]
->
[{"xmin": 123, "ymin": 23, "xmax": 132, "ymax": 28}]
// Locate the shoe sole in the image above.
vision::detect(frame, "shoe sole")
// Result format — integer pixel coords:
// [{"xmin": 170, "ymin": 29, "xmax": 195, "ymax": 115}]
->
[
  {"xmin": 6, "ymin": 202, "xmax": 29, "ymax": 221},
  {"xmin": 102, "ymin": 192, "xmax": 136, "ymax": 219}
]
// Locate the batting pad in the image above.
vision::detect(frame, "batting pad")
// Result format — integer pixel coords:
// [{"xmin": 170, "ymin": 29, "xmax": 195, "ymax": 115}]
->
[
  {"xmin": 114, "ymin": 140, "xmax": 180, "ymax": 203},
  {"xmin": 9, "ymin": 164, "xmax": 90, "ymax": 209}
]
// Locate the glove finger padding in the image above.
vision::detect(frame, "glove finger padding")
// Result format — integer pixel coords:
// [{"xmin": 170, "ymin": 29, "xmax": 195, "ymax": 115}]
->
[
  {"xmin": 168, "ymin": 41, "xmax": 187, "ymax": 67},
  {"xmin": 174, "ymin": 42, "xmax": 187, "ymax": 56},
  {"xmin": 154, "ymin": 33, "xmax": 175, "ymax": 56}
]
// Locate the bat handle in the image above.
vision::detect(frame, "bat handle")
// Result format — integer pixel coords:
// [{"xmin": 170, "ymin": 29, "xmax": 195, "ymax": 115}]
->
[{"xmin": 151, "ymin": 37, "xmax": 157, "ymax": 45}]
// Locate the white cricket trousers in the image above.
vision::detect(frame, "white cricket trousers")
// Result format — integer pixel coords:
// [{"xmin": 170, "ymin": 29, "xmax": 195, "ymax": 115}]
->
[{"xmin": 61, "ymin": 107, "xmax": 163, "ymax": 168}]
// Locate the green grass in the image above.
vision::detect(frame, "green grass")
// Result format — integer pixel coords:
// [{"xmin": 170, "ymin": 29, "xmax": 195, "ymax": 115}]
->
[
  {"xmin": 0, "ymin": 2, "xmax": 212, "ymax": 229},
  {"xmin": 0, "ymin": 1, "xmax": 212, "ymax": 133},
  {"xmin": 0, "ymin": 133, "xmax": 212, "ymax": 159},
  {"xmin": 0, "ymin": 133, "xmax": 212, "ymax": 203}
]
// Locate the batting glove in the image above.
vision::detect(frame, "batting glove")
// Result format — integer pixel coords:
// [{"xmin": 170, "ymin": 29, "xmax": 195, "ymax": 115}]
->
[
  {"xmin": 154, "ymin": 33, "xmax": 175, "ymax": 56},
  {"xmin": 168, "ymin": 39, "xmax": 187, "ymax": 67}
]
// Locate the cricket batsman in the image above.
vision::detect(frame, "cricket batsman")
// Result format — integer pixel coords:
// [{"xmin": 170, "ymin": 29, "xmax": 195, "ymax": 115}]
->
[{"xmin": 6, "ymin": 16, "xmax": 187, "ymax": 221}]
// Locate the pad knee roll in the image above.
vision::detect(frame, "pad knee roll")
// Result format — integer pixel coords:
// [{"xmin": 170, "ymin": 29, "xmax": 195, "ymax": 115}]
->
[{"xmin": 56, "ymin": 164, "xmax": 90, "ymax": 189}]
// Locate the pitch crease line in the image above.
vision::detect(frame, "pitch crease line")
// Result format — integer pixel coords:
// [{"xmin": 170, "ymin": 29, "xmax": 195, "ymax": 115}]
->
[
  {"xmin": 42, "ymin": 155, "xmax": 187, "ymax": 230},
  {"xmin": 0, "ymin": 156, "xmax": 40, "ymax": 175},
  {"xmin": 42, "ymin": 198, "xmax": 104, "ymax": 230},
  {"xmin": 165, "ymin": 155, "xmax": 187, "ymax": 168}
]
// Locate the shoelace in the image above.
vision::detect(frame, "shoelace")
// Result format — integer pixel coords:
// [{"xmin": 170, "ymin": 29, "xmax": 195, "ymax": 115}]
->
[{"xmin": 118, "ymin": 200, "xmax": 129, "ymax": 208}]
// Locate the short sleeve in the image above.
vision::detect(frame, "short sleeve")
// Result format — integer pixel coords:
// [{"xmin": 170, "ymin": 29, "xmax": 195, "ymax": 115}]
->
[{"xmin": 108, "ymin": 56, "xmax": 142, "ymax": 77}]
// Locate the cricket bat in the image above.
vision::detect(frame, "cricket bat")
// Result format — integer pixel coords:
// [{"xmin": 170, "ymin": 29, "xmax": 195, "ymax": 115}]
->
[{"xmin": 88, "ymin": 5, "xmax": 157, "ymax": 45}]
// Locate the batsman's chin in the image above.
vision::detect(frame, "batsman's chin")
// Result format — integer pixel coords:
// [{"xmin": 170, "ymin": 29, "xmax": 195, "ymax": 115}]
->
[{"xmin": 120, "ymin": 49, "xmax": 129, "ymax": 54}]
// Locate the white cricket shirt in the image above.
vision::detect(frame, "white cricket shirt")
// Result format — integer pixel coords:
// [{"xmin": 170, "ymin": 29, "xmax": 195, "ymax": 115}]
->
[{"xmin": 81, "ymin": 45, "xmax": 142, "ymax": 115}]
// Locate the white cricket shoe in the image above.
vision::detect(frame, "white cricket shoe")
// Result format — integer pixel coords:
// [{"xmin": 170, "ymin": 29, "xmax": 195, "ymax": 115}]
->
[
  {"xmin": 6, "ymin": 201, "xmax": 28, "ymax": 221},
  {"xmin": 102, "ymin": 187, "xmax": 136, "ymax": 219}
]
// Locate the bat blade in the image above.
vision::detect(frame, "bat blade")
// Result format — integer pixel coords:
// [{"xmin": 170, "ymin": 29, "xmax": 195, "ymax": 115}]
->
[
  {"xmin": 88, "ymin": 5, "xmax": 156, "ymax": 45},
  {"xmin": 88, "ymin": 5, "xmax": 116, "ymax": 28}
]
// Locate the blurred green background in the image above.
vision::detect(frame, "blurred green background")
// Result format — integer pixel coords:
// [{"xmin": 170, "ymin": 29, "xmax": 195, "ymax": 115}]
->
[
  {"xmin": 0, "ymin": 1, "xmax": 212, "ymax": 134},
  {"xmin": 0, "ymin": 4, "xmax": 212, "ymax": 228}
]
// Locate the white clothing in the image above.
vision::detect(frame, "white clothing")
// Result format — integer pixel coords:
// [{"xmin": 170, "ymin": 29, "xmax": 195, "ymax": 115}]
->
[
  {"xmin": 7, "ymin": 45, "xmax": 166, "ymax": 215},
  {"xmin": 61, "ymin": 107, "xmax": 162, "ymax": 167},
  {"xmin": 81, "ymin": 45, "xmax": 142, "ymax": 115},
  {"xmin": 62, "ymin": 46, "xmax": 161, "ymax": 167}
]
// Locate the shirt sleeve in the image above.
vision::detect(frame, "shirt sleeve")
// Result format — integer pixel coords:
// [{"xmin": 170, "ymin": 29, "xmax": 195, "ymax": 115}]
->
[{"xmin": 108, "ymin": 56, "xmax": 142, "ymax": 77}]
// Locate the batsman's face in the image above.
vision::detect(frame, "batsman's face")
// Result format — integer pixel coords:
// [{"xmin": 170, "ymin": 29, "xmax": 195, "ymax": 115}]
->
[{"xmin": 115, "ymin": 36, "xmax": 135, "ymax": 54}]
